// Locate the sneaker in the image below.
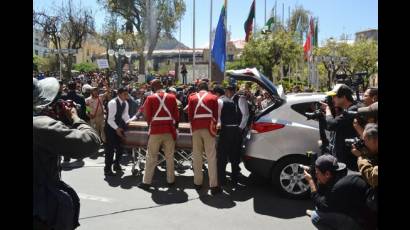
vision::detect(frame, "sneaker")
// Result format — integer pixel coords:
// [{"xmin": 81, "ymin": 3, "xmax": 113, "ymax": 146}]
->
[
  {"xmin": 104, "ymin": 169, "xmax": 115, "ymax": 176},
  {"xmin": 137, "ymin": 182, "xmax": 151, "ymax": 191},
  {"xmin": 210, "ymin": 186, "xmax": 222, "ymax": 196},
  {"xmin": 306, "ymin": 209, "xmax": 313, "ymax": 217},
  {"xmin": 194, "ymin": 184, "xmax": 202, "ymax": 191},
  {"xmin": 113, "ymin": 164, "xmax": 123, "ymax": 172}
]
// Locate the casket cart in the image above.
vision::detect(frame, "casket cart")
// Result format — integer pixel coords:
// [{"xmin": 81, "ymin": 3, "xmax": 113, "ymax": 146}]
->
[{"xmin": 122, "ymin": 121, "xmax": 194, "ymax": 176}]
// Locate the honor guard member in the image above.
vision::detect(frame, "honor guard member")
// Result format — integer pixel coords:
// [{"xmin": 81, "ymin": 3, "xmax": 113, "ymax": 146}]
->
[
  {"xmin": 216, "ymin": 85, "xmax": 249, "ymax": 186},
  {"xmin": 188, "ymin": 81, "xmax": 221, "ymax": 195},
  {"xmin": 104, "ymin": 87, "xmax": 132, "ymax": 176},
  {"xmin": 138, "ymin": 79, "xmax": 179, "ymax": 189}
]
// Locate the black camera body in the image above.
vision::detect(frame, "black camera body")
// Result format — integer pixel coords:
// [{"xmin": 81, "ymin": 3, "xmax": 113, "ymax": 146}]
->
[
  {"xmin": 43, "ymin": 99, "xmax": 79, "ymax": 125},
  {"xmin": 299, "ymin": 151, "xmax": 319, "ymax": 183},
  {"xmin": 345, "ymin": 137, "xmax": 366, "ymax": 150}
]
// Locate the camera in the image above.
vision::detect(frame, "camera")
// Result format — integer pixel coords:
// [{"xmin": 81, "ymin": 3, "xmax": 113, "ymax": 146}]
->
[
  {"xmin": 43, "ymin": 99, "xmax": 80, "ymax": 125},
  {"xmin": 300, "ymin": 151, "xmax": 319, "ymax": 182},
  {"xmin": 305, "ymin": 95, "xmax": 335, "ymax": 120},
  {"xmin": 345, "ymin": 137, "xmax": 366, "ymax": 150}
]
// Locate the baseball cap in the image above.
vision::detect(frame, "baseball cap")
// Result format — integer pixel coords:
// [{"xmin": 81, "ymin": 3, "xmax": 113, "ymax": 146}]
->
[
  {"xmin": 33, "ymin": 77, "xmax": 60, "ymax": 108},
  {"xmin": 326, "ymin": 84, "xmax": 353, "ymax": 97},
  {"xmin": 315, "ymin": 154, "xmax": 346, "ymax": 172}
]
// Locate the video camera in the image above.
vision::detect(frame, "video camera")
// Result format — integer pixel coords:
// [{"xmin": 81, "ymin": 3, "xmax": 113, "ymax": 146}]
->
[
  {"xmin": 305, "ymin": 95, "xmax": 336, "ymax": 120},
  {"xmin": 345, "ymin": 137, "xmax": 366, "ymax": 150}
]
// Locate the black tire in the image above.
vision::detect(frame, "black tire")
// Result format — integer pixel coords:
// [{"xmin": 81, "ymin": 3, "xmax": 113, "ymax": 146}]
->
[{"xmin": 271, "ymin": 155, "xmax": 310, "ymax": 199}]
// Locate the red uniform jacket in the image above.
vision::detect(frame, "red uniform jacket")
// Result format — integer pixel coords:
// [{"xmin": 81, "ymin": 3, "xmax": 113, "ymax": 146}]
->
[
  {"xmin": 143, "ymin": 92, "xmax": 179, "ymax": 139},
  {"xmin": 188, "ymin": 90, "xmax": 218, "ymax": 133}
]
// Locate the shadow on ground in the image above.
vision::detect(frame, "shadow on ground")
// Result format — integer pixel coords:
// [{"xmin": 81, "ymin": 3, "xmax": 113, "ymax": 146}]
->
[{"xmin": 102, "ymin": 165, "xmax": 312, "ymax": 219}]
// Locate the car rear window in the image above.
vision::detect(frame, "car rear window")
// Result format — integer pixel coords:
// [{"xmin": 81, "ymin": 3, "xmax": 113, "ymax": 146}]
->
[{"xmin": 290, "ymin": 102, "xmax": 320, "ymax": 118}]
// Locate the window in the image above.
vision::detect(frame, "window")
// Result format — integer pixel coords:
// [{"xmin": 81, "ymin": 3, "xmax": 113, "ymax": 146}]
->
[
  {"xmin": 35, "ymin": 50, "xmax": 39, "ymax": 55},
  {"xmin": 86, "ymin": 49, "xmax": 90, "ymax": 56},
  {"xmin": 290, "ymin": 101, "xmax": 321, "ymax": 118},
  {"xmin": 35, "ymin": 38, "xmax": 39, "ymax": 46}
]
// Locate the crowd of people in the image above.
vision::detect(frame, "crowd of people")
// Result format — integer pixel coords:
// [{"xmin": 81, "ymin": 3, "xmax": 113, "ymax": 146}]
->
[
  {"xmin": 302, "ymin": 84, "xmax": 378, "ymax": 230},
  {"xmin": 33, "ymin": 69, "xmax": 378, "ymax": 230}
]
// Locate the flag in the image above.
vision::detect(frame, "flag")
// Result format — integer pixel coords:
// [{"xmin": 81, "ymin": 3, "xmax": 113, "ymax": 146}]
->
[
  {"xmin": 265, "ymin": 16, "xmax": 275, "ymax": 31},
  {"xmin": 244, "ymin": 0, "xmax": 255, "ymax": 42},
  {"xmin": 303, "ymin": 17, "xmax": 315, "ymax": 61},
  {"xmin": 303, "ymin": 32, "xmax": 311, "ymax": 61},
  {"xmin": 211, "ymin": 2, "xmax": 226, "ymax": 73}
]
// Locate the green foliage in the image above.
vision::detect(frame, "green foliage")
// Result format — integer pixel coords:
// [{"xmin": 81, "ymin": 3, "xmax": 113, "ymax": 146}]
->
[
  {"xmin": 241, "ymin": 29, "xmax": 302, "ymax": 81},
  {"xmin": 73, "ymin": 62, "xmax": 98, "ymax": 72}
]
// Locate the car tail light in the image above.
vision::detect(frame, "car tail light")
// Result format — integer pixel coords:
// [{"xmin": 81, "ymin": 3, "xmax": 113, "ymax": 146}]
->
[{"xmin": 251, "ymin": 122, "xmax": 285, "ymax": 133}]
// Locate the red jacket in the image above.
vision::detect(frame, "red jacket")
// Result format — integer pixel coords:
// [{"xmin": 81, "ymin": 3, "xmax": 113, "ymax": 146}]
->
[
  {"xmin": 188, "ymin": 90, "xmax": 218, "ymax": 132},
  {"xmin": 143, "ymin": 91, "xmax": 179, "ymax": 138}
]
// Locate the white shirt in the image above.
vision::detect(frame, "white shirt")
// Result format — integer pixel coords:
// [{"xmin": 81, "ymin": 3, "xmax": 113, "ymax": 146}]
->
[
  {"xmin": 217, "ymin": 95, "xmax": 249, "ymax": 129},
  {"xmin": 107, "ymin": 97, "xmax": 131, "ymax": 130}
]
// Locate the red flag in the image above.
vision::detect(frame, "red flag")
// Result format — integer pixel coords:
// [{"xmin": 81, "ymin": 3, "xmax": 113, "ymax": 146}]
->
[{"xmin": 303, "ymin": 33, "xmax": 311, "ymax": 61}]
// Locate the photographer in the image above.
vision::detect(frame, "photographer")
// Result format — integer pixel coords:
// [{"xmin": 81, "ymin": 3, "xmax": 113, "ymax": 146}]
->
[
  {"xmin": 362, "ymin": 87, "xmax": 378, "ymax": 107},
  {"xmin": 33, "ymin": 78, "xmax": 101, "ymax": 230},
  {"xmin": 304, "ymin": 155, "xmax": 376, "ymax": 230},
  {"xmin": 321, "ymin": 84, "xmax": 360, "ymax": 171},
  {"xmin": 352, "ymin": 102, "xmax": 378, "ymax": 139},
  {"xmin": 351, "ymin": 123, "xmax": 378, "ymax": 188}
]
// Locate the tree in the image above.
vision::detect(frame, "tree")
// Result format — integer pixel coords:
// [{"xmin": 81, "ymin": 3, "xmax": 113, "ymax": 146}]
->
[
  {"xmin": 350, "ymin": 39, "xmax": 378, "ymax": 88},
  {"xmin": 314, "ymin": 38, "xmax": 353, "ymax": 89},
  {"xmin": 241, "ymin": 29, "xmax": 302, "ymax": 81},
  {"xmin": 34, "ymin": 0, "xmax": 95, "ymax": 80},
  {"xmin": 98, "ymin": 0, "xmax": 186, "ymax": 74},
  {"xmin": 73, "ymin": 62, "xmax": 98, "ymax": 72},
  {"xmin": 288, "ymin": 6, "xmax": 310, "ymax": 44}
]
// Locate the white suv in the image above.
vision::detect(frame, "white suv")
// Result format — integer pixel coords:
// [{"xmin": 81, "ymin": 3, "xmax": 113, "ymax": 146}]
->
[{"xmin": 227, "ymin": 68, "xmax": 326, "ymax": 199}]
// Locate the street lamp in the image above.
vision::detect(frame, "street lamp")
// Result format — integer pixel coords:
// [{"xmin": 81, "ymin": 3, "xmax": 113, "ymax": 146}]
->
[{"xmin": 108, "ymin": 38, "xmax": 132, "ymax": 88}]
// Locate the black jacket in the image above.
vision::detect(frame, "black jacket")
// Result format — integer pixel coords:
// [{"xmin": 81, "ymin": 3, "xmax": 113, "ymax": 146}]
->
[
  {"xmin": 33, "ymin": 115, "xmax": 101, "ymax": 229},
  {"xmin": 312, "ymin": 174, "xmax": 375, "ymax": 229},
  {"xmin": 325, "ymin": 104, "xmax": 359, "ymax": 170}
]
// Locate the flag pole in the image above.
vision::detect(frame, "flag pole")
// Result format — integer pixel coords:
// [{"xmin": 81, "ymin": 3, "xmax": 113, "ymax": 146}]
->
[
  {"xmin": 253, "ymin": 0, "xmax": 256, "ymax": 40},
  {"xmin": 224, "ymin": 0, "xmax": 227, "ymax": 78},
  {"xmin": 209, "ymin": 0, "xmax": 213, "ymax": 81},
  {"xmin": 193, "ymin": 0, "xmax": 196, "ymax": 81},
  {"xmin": 178, "ymin": 0, "xmax": 182, "ymax": 83},
  {"xmin": 264, "ymin": 0, "xmax": 266, "ymax": 24}
]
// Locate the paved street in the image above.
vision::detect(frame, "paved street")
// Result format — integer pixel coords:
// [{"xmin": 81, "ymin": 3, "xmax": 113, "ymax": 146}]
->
[{"xmin": 62, "ymin": 151, "xmax": 315, "ymax": 230}]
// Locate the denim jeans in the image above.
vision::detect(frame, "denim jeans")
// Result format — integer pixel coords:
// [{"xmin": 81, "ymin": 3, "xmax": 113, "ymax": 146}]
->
[{"xmin": 311, "ymin": 210, "xmax": 363, "ymax": 230}]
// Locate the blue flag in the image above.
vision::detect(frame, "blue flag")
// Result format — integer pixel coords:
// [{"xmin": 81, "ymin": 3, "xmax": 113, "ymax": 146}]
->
[{"xmin": 211, "ymin": 5, "xmax": 226, "ymax": 73}]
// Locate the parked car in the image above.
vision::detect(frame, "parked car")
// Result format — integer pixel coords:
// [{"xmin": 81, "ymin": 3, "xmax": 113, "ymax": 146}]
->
[{"xmin": 226, "ymin": 68, "xmax": 326, "ymax": 199}]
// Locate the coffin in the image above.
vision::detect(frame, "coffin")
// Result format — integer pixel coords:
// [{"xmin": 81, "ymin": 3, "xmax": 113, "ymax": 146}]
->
[{"xmin": 123, "ymin": 121, "xmax": 192, "ymax": 149}]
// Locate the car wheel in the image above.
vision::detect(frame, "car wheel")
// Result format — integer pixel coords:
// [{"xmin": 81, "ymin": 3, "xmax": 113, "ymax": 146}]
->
[{"xmin": 271, "ymin": 155, "xmax": 310, "ymax": 199}]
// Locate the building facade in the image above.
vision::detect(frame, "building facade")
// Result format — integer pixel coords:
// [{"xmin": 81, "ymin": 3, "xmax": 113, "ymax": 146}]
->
[
  {"xmin": 33, "ymin": 29, "xmax": 50, "ymax": 57},
  {"xmin": 355, "ymin": 29, "xmax": 378, "ymax": 42}
]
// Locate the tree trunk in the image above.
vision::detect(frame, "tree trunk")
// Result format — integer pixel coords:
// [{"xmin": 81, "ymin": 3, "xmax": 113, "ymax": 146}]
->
[
  {"xmin": 66, "ymin": 54, "xmax": 73, "ymax": 80},
  {"xmin": 125, "ymin": 20, "xmax": 133, "ymax": 33},
  {"xmin": 139, "ymin": 55, "xmax": 145, "ymax": 74},
  {"xmin": 327, "ymin": 71, "xmax": 332, "ymax": 90}
]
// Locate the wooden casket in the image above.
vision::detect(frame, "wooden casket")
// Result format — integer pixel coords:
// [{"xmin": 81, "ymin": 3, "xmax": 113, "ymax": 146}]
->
[{"xmin": 123, "ymin": 121, "xmax": 192, "ymax": 149}]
